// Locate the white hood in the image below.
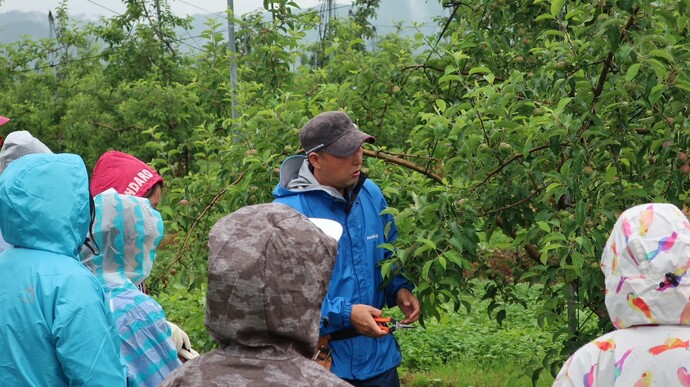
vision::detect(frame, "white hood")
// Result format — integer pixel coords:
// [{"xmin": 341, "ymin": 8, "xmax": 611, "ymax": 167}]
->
[{"xmin": 602, "ymin": 203, "xmax": 690, "ymax": 328}]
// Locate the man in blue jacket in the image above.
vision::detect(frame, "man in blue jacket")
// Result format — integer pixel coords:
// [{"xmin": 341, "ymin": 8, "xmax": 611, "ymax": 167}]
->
[
  {"xmin": 273, "ymin": 111, "xmax": 420, "ymax": 386},
  {"xmin": 0, "ymin": 153, "xmax": 126, "ymax": 385}
]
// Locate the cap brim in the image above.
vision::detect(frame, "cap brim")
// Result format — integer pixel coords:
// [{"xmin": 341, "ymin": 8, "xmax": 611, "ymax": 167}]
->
[
  {"xmin": 325, "ymin": 130, "xmax": 375, "ymax": 157},
  {"xmin": 308, "ymin": 218, "xmax": 343, "ymax": 241}
]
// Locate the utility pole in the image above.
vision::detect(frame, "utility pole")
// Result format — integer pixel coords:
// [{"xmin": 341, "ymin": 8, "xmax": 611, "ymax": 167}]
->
[
  {"xmin": 48, "ymin": 10, "xmax": 64, "ymax": 151},
  {"xmin": 227, "ymin": 0, "xmax": 238, "ymax": 120},
  {"xmin": 155, "ymin": 0, "xmax": 161, "ymax": 25},
  {"xmin": 48, "ymin": 11, "xmax": 58, "ymax": 106}
]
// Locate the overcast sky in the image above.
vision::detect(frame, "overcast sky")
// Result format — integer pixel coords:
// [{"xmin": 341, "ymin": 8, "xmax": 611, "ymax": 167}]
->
[{"xmin": 0, "ymin": 0, "xmax": 350, "ymax": 18}]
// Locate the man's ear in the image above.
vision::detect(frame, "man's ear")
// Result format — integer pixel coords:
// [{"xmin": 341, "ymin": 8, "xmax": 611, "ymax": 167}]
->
[{"xmin": 308, "ymin": 152, "xmax": 321, "ymax": 169}]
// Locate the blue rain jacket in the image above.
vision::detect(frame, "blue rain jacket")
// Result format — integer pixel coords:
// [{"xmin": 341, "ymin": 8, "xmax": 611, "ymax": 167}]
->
[
  {"xmin": 273, "ymin": 155, "xmax": 413, "ymax": 380},
  {"xmin": 0, "ymin": 153, "xmax": 126, "ymax": 386},
  {"xmin": 82, "ymin": 189, "xmax": 181, "ymax": 386}
]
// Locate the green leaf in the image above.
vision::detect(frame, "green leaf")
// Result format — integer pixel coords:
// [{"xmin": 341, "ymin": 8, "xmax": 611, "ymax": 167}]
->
[
  {"xmin": 536, "ymin": 13, "xmax": 555, "ymax": 21},
  {"xmin": 605, "ymin": 165, "xmax": 617, "ymax": 183},
  {"xmin": 625, "ymin": 63, "xmax": 641, "ymax": 82},
  {"xmin": 649, "ymin": 84, "xmax": 664, "ymax": 105},
  {"xmin": 537, "ymin": 221, "xmax": 551, "ymax": 233},
  {"xmin": 576, "ymin": 201, "xmax": 585, "ymax": 227},
  {"xmin": 550, "ymin": 0, "xmax": 565, "ymax": 17},
  {"xmin": 435, "ymin": 99, "xmax": 447, "ymax": 113},
  {"xmin": 381, "ymin": 260, "xmax": 392, "ymax": 279},
  {"xmin": 648, "ymin": 49, "xmax": 673, "ymax": 62},
  {"xmin": 606, "ymin": 24, "xmax": 620, "ymax": 51},
  {"xmin": 496, "ymin": 309, "xmax": 506, "ymax": 325},
  {"xmin": 469, "ymin": 66, "xmax": 491, "ymax": 75},
  {"xmin": 421, "ymin": 260, "xmax": 434, "ymax": 280},
  {"xmin": 555, "ymin": 97, "xmax": 572, "ymax": 114}
]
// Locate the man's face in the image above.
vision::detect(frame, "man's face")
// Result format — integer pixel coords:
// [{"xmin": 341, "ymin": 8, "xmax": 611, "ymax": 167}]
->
[{"xmin": 310, "ymin": 146, "xmax": 364, "ymax": 194}]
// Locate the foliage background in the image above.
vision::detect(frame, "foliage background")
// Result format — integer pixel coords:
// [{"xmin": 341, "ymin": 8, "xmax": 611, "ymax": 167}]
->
[{"xmin": 2, "ymin": 0, "xmax": 690, "ymax": 381}]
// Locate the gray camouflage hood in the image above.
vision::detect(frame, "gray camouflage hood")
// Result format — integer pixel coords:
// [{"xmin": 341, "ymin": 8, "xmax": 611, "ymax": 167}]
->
[
  {"xmin": 206, "ymin": 203, "xmax": 339, "ymax": 356},
  {"xmin": 0, "ymin": 131, "xmax": 52, "ymax": 174}
]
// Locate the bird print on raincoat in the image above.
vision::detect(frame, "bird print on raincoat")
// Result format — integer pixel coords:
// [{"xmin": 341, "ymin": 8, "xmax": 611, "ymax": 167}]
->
[
  {"xmin": 639, "ymin": 205, "xmax": 654, "ymax": 236},
  {"xmin": 648, "ymin": 337, "xmax": 689, "ymax": 355},
  {"xmin": 678, "ymin": 367, "xmax": 690, "ymax": 386},
  {"xmin": 633, "ymin": 371, "xmax": 652, "ymax": 387},
  {"xmin": 627, "ymin": 293, "xmax": 655, "ymax": 323},
  {"xmin": 554, "ymin": 203, "xmax": 690, "ymax": 386},
  {"xmin": 646, "ymin": 231, "xmax": 677, "ymax": 261},
  {"xmin": 614, "ymin": 348, "xmax": 633, "ymax": 380}
]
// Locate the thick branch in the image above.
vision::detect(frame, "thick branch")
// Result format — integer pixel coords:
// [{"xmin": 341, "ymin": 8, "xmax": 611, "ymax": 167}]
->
[
  {"xmin": 474, "ymin": 143, "xmax": 562, "ymax": 190},
  {"xmin": 364, "ymin": 149, "xmax": 444, "ymax": 184},
  {"xmin": 481, "ymin": 184, "xmax": 548, "ymax": 217},
  {"xmin": 90, "ymin": 120, "xmax": 140, "ymax": 132},
  {"xmin": 578, "ymin": 8, "xmax": 639, "ymax": 137}
]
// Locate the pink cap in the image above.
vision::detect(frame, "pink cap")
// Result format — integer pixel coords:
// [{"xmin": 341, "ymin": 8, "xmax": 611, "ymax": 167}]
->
[
  {"xmin": 90, "ymin": 150, "xmax": 164, "ymax": 198},
  {"xmin": 0, "ymin": 116, "xmax": 9, "ymax": 126}
]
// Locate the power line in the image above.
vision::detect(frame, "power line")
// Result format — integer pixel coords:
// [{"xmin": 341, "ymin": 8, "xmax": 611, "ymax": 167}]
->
[
  {"xmin": 6, "ymin": 28, "xmax": 227, "ymax": 73},
  {"xmin": 174, "ymin": 0, "xmax": 226, "ymax": 18},
  {"xmin": 85, "ymin": 0, "xmax": 122, "ymax": 16},
  {"xmin": 181, "ymin": 29, "xmax": 203, "ymax": 51}
]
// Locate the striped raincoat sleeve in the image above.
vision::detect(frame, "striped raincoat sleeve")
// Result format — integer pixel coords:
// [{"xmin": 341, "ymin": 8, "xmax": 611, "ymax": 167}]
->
[{"xmin": 111, "ymin": 288, "xmax": 181, "ymax": 387}]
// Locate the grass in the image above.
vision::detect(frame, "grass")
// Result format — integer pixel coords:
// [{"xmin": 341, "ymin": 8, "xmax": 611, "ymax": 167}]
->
[
  {"xmin": 395, "ymin": 281, "xmax": 560, "ymax": 387},
  {"xmin": 400, "ymin": 359, "xmax": 555, "ymax": 387}
]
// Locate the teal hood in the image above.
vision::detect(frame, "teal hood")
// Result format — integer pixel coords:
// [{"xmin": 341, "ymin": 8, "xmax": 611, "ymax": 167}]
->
[
  {"xmin": 81, "ymin": 188, "xmax": 164, "ymax": 289},
  {"xmin": 0, "ymin": 153, "xmax": 90, "ymax": 257}
]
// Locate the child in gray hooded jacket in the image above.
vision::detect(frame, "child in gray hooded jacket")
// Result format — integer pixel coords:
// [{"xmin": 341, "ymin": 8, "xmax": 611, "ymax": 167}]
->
[
  {"xmin": 161, "ymin": 203, "xmax": 351, "ymax": 387},
  {"xmin": 0, "ymin": 130, "xmax": 52, "ymax": 253}
]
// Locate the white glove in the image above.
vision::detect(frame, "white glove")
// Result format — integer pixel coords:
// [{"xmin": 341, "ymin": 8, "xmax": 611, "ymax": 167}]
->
[{"xmin": 167, "ymin": 321, "xmax": 200, "ymax": 361}]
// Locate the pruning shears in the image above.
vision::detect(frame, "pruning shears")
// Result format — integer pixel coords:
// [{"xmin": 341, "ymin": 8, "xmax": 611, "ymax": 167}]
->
[{"xmin": 374, "ymin": 317, "xmax": 416, "ymax": 333}]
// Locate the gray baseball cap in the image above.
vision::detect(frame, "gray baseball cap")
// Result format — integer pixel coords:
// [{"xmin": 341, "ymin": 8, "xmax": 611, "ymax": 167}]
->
[{"xmin": 299, "ymin": 111, "xmax": 375, "ymax": 157}]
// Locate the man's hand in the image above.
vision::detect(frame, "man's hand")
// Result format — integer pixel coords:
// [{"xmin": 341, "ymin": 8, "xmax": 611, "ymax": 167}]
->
[
  {"xmin": 350, "ymin": 304, "xmax": 388, "ymax": 338},
  {"xmin": 396, "ymin": 288, "xmax": 420, "ymax": 324}
]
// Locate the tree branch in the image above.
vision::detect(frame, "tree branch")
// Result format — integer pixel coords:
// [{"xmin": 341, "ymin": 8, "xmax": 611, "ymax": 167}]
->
[
  {"xmin": 481, "ymin": 184, "xmax": 548, "ymax": 217},
  {"xmin": 578, "ymin": 8, "xmax": 639, "ymax": 137},
  {"xmin": 473, "ymin": 143, "xmax": 563, "ymax": 190},
  {"xmin": 494, "ymin": 215, "xmax": 542, "ymax": 263},
  {"xmin": 90, "ymin": 120, "xmax": 141, "ymax": 132},
  {"xmin": 164, "ymin": 173, "xmax": 244, "ymax": 275},
  {"xmin": 364, "ymin": 149, "xmax": 444, "ymax": 183}
]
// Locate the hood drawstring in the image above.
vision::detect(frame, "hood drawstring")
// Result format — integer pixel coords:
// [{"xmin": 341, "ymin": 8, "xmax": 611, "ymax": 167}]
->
[{"xmin": 83, "ymin": 194, "xmax": 100, "ymax": 255}]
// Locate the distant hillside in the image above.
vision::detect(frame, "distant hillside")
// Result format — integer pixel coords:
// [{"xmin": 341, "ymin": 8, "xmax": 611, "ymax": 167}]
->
[
  {"xmin": 0, "ymin": 1, "xmax": 446, "ymax": 47},
  {"xmin": 0, "ymin": 11, "xmax": 52, "ymax": 43}
]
